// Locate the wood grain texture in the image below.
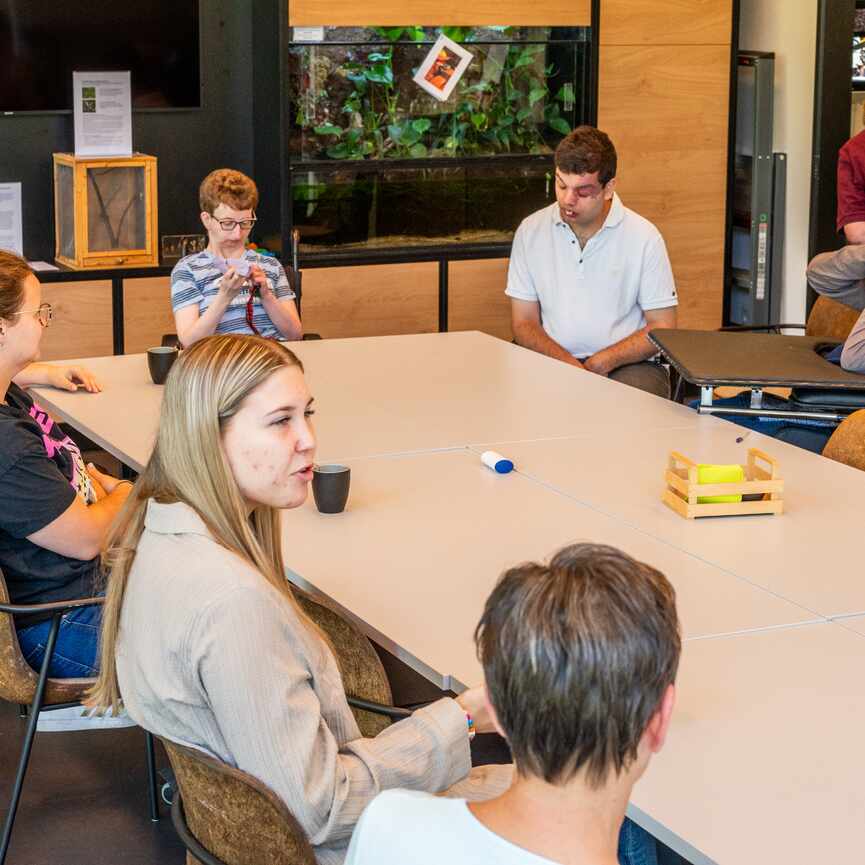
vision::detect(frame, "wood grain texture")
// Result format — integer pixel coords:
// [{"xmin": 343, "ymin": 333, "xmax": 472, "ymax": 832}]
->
[
  {"xmin": 599, "ymin": 43, "xmax": 731, "ymax": 330},
  {"xmin": 600, "ymin": 0, "xmax": 732, "ymax": 45},
  {"xmin": 447, "ymin": 258, "xmax": 512, "ymax": 341},
  {"xmin": 300, "ymin": 262, "xmax": 438, "ymax": 338},
  {"xmin": 39, "ymin": 281, "xmax": 113, "ymax": 361},
  {"xmin": 288, "ymin": 0, "xmax": 590, "ymax": 26},
  {"xmin": 123, "ymin": 277, "xmax": 176, "ymax": 354}
]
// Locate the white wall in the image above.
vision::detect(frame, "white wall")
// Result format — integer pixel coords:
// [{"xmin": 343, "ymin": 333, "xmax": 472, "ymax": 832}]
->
[{"xmin": 738, "ymin": 0, "xmax": 817, "ymax": 325}]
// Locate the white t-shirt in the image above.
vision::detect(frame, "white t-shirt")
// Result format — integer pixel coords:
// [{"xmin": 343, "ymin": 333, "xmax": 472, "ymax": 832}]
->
[
  {"xmin": 345, "ymin": 789, "xmax": 558, "ymax": 865},
  {"xmin": 505, "ymin": 195, "xmax": 677, "ymax": 359}
]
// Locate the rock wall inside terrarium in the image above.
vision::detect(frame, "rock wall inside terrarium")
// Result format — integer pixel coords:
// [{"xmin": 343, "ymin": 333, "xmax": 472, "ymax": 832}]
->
[{"xmin": 288, "ymin": 26, "xmax": 591, "ymax": 255}]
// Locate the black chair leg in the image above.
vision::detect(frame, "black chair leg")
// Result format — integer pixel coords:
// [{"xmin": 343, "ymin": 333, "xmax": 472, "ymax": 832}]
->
[
  {"xmin": 145, "ymin": 731, "xmax": 160, "ymax": 821},
  {"xmin": 0, "ymin": 614, "xmax": 60, "ymax": 865}
]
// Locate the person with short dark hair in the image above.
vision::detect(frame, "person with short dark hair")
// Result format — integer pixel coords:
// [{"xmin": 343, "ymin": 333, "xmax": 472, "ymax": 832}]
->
[
  {"xmin": 345, "ymin": 542, "xmax": 681, "ymax": 865},
  {"xmin": 171, "ymin": 168, "xmax": 303, "ymax": 347},
  {"xmin": 507, "ymin": 126, "xmax": 678, "ymax": 397}
]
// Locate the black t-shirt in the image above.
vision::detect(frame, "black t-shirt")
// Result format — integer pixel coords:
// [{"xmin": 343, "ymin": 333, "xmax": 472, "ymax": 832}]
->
[{"xmin": 0, "ymin": 383, "xmax": 99, "ymax": 620}]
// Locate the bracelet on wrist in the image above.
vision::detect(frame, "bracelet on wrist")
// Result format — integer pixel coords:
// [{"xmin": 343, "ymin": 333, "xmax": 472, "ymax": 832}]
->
[{"xmin": 465, "ymin": 711, "xmax": 476, "ymax": 741}]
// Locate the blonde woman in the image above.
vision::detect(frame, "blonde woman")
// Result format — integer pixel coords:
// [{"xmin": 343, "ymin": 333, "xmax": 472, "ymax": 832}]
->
[{"xmin": 89, "ymin": 334, "xmax": 510, "ymax": 864}]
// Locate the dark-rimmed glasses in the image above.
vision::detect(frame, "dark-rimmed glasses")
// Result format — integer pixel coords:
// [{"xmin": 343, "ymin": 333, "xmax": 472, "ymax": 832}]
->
[
  {"xmin": 9, "ymin": 302, "xmax": 53, "ymax": 327},
  {"xmin": 210, "ymin": 213, "xmax": 257, "ymax": 231}
]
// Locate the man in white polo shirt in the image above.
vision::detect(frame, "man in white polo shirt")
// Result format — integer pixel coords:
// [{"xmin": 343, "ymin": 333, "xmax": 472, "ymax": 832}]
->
[{"xmin": 507, "ymin": 126, "xmax": 678, "ymax": 397}]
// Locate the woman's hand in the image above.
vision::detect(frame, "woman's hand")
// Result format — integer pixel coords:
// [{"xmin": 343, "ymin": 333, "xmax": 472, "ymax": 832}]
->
[
  {"xmin": 86, "ymin": 463, "xmax": 130, "ymax": 497},
  {"xmin": 250, "ymin": 264, "xmax": 277, "ymax": 303},
  {"xmin": 455, "ymin": 686, "xmax": 497, "ymax": 734},
  {"xmin": 47, "ymin": 365, "xmax": 102, "ymax": 393},
  {"xmin": 217, "ymin": 267, "xmax": 248, "ymax": 301}
]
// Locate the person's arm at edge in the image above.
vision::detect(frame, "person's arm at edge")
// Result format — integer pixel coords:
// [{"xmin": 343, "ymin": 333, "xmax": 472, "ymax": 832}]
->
[
  {"xmin": 174, "ymin": 300, "xmax": 233, "ymax": 348},
  {"xmin": 511, "ymin": 299, "xmax": 584, "ymax": 368},
  {"xmin": 27, "ymin": 473, "xmax": 132, "ymax": 561},
  {"xmin": 583, "ymin": 306, "xmax": 677, "ymax": 376},
  {"xmin": 13, "ymin": 363, "xmax": 101, "ymax": 393}
]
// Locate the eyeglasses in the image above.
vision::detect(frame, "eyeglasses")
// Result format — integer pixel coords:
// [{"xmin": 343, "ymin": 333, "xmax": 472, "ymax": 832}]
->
[
  {"xmin": 209, "ymin": 213, "xmax": 257, "ymax": 231},
  {"xmin": 9, "ymin": 303, "xmax": 53, "ymax": 327}
]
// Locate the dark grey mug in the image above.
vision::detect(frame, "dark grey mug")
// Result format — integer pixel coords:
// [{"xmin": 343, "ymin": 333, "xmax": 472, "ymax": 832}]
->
[
  {"xmin": 147, "ymin": 346, "xmax": 179, "ymax": 385},
  {"xmin": 312, "ymin": 464, "xmax": 350, "ymax": 514}
]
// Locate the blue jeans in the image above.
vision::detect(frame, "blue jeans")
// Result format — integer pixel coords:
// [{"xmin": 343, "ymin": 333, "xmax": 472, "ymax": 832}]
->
[
  {"xmin": 619, "ymin": 817, "xmax": 658, "ymax": 865},
  {"xmin": 17, "ymin": 602, "xmax": 102, "ymax": 678}
]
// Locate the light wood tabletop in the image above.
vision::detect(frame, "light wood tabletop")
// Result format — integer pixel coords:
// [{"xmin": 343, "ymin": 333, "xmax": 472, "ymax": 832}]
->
[
  {"xmin": 631, "ymin": 622, "xmax": 865, "ymax": 865},
  {"xmin": 283, "ymin": 448, "xmax": 820, "ymax": 691},
  {"xmin": 470, "ymin": 422, "xmax": 865, "ymax": 618},
  {"xmin": 31, "ymin": 332, "xmax": 717, "ymax": 469}
]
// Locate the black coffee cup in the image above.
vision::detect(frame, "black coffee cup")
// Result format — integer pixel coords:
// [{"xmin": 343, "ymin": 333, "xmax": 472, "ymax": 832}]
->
[
  {"xmin": 312, "ymin": 464, "xmax": 350, "ymax": 514},
  {"xmin": 147, "ymin": 346, "xmax": 179, "ymax": 385}
]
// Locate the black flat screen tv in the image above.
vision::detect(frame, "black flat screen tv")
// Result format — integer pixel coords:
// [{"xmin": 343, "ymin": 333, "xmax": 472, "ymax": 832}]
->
[{"xmin": 0, "ymin": 1, "xmax": 200, "ymax": 113}]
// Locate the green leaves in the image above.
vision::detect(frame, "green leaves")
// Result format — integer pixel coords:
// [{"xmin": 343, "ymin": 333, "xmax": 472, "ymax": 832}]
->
[
  {"xmin": 528, "ymin": 87, "xmax": 547, "ymax": 106},
  {"xmin": 411, "ymin": 118, "xmax": 431, "ymax": 134},
  {"xmin": 548, "ymin": 117, "xmax": 571, "ymax": 135},
  {"xmin": 313, "ymin": 123, "xmax": 343, "ymax": 137}
]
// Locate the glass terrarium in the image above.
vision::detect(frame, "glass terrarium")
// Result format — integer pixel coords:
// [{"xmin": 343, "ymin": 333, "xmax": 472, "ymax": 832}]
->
[{"xmin": 287, "ymin": 26, "xmax": 592, "ymax": 259}]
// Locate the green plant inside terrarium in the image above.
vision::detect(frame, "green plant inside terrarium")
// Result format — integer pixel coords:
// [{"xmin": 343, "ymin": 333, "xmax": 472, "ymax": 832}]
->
[{"xmin": 290, "ymin": 26, "xmax": 586, "ymax": 161}]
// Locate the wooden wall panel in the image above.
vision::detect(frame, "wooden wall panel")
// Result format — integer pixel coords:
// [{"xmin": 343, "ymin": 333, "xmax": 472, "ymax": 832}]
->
[
  {"xmin": 448, "ymin": 258, "xmax": 512, "ymax": 341},
  {"xmin": 300, "ymin": 262, "xmax": 438, "ymax": 338},
  {"xmin": 288, "ymin": 0, "xmax": 590, "ymax": 27},
  {"xmin": 39, "ymin": 281, "xmax": 113, "ymax": 361},
  {"xmin": 123, "ymin": 277, "xmax": 175, "ymax": 354},
  {"xmin": 599, "ymin": 43, "xmax": 730, "ymax": 330},
  {"xmin": 600, "ymin": 0, "xmax": 732, "ymax": 45}
]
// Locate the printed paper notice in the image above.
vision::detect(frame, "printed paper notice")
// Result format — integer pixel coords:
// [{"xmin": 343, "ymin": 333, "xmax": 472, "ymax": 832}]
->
[
  {"xmin": 413, "ymin": 35, "xmax": 473, "ymax": 102},
  {"xmin": 73, "ymin": 71, "xmax": 133, "ymax": 157},
  {"xmin": 0, "ymin": 183, "xmax": 23, "ymax": 256}
]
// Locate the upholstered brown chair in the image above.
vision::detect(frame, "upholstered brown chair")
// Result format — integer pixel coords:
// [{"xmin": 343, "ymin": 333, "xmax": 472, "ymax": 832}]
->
[
  {"xmin": 165, "ymin": 738, "xmax": 317, "ymax": 865},
  {"xmin": 0, "ymin": 569, "xmax": 159, "ymax": 865},
  {"xmin": 804, "ymin": 295, "xmax": 862, "ymax": 341},
  {"xmin": 295, "ymin": 589, "xmax": 408, "ymax": 737},
  {"xmin": 822, "ymin": 409, "xmax": 865, "ymax": 471}
]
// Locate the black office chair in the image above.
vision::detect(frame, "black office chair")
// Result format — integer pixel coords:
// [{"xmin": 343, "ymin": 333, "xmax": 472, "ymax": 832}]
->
[{"xmin": 0, "ymin": 573, "xmax": 160, "ymax": 865}]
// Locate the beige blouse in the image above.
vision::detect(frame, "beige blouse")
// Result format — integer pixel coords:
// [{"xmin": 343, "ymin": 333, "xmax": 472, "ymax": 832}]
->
[{"xmin": 116, "ymin": 500, "xmax": 511, "ymax": 864}]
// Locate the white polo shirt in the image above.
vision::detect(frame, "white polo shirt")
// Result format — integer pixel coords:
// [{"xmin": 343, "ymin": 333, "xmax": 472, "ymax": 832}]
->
[{"xmin": 505, "ymin": 194, "xmax": 677, "ymax": 359}]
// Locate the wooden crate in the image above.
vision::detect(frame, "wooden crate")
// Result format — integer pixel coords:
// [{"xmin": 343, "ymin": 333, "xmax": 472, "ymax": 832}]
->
[
  {"xmin": 53, "ymin": 152, "xmax": 158, "ymax": 269},
  {"xmin": 662, "ymin": 448, "xmax": 784, "ymax": 519}
]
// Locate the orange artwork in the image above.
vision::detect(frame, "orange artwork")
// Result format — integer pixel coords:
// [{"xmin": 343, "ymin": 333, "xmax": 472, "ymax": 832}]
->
[{"xmin": 423, "ymin": 46, "xmax": 460, "ymax": 92}]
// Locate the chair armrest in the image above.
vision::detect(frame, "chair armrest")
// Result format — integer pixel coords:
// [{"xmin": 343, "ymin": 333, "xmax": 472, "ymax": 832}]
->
[
  {"xmin": 347, "ymin": 695, "xmax": 412, "ymax": 720},
  {"xmin": 0, "ymin": 595, "xmax": 104, "ymax": 617}
]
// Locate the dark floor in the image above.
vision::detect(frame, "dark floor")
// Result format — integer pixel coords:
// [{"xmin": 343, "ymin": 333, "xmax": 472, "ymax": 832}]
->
[{"xmin": 0, "ymin": 701, "xmax": 184, "ymax": 865}]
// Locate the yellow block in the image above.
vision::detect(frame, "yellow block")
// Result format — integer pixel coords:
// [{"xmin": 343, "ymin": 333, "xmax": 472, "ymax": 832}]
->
[{"xmin": 697, "ymin": 464, "xmax": 744, "ymax": 504}]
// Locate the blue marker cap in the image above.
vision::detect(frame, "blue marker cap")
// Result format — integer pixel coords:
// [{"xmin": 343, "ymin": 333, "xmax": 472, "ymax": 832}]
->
[{"xmin": 481, "ymin": 450, "xmax": 514, "ymax": 474}]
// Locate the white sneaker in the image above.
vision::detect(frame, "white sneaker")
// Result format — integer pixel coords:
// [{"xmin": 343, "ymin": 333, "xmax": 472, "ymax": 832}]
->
[{"xmin": 36, "ymin": 704, "xmax": 138, "ymax": 732}]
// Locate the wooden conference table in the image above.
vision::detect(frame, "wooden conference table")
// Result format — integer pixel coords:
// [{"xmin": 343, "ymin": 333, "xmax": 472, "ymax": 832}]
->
[{"xmin": 32, "ymin": 331, "xmax": 865, "ymax": 865}]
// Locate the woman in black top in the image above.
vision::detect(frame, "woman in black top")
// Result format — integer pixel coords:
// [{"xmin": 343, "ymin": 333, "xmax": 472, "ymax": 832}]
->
[{"xmin": 0, "ymin": 250, "xmax": 132, "ymax": 680}]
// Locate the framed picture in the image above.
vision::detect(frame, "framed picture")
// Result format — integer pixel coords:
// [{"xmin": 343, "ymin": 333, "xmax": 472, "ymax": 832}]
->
[{"xmin": 413, "ymin": 35, "xmax": 474, "ymax": 102}]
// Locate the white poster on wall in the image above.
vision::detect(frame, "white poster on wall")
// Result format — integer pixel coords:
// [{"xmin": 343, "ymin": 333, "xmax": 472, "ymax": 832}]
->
[
  {"xmin": 73, "ymin": 71, "xmax": 133, "ymax": 156},
  {"xmin": 0, "ymin": 183, "xmax": 23, "ymax": 256}
]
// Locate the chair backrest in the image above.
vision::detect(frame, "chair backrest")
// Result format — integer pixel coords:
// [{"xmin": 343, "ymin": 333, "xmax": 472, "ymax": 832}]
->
[
  {"xmin": 0, "ymin": 568, "xmax": 91, "ymax": 706},
  {"xmin": 295, "ymin": 589, "xmax": 394, "ymax": 737},
  {"xmin": 822, "ymin": 409, "xmax": 865, "ymax": 471},
  {"xmin": 162, "ymin": 738, "xmax": 316, "ymax": 865},
  {"xmin": 805, "ymin": 296, "xmax": 862, "ymax": 341}
]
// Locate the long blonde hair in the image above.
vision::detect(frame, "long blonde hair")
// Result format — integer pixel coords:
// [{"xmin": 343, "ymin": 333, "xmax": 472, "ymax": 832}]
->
[{"xmin": 89, "ymin": 334, "xmax": 312, "ymax": 712}]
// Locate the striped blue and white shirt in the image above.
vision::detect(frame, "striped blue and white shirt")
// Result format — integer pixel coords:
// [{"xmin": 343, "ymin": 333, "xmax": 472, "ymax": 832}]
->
[{"xmin": 170, "ymin": 249, "xmax": 296, "ymax": 339}]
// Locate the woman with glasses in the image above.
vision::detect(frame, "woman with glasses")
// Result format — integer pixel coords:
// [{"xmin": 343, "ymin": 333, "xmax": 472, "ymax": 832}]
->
[
  {"xmin": 0, "ymin": 250, "xmax": 134, "ymax": 702},
  {"xmin": 171, "ymin": 168, "xmax": 303, "ymax": 347}
]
